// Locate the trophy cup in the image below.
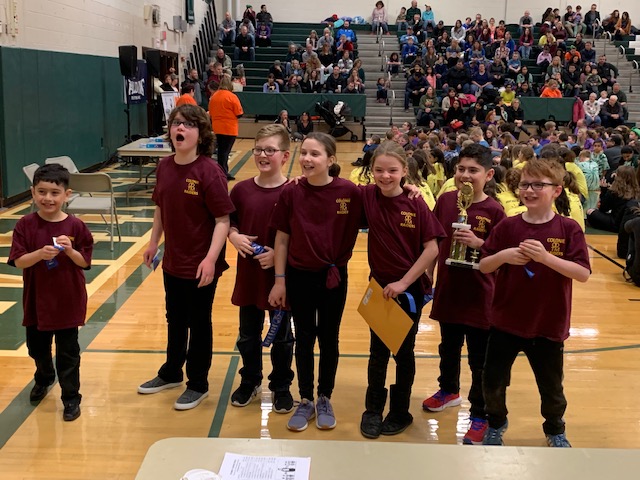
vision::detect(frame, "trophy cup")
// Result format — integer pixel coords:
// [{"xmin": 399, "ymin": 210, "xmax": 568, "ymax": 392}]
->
[{"xmin": 445, "ymin": 182, "xmax": 480, "ymax": 269}]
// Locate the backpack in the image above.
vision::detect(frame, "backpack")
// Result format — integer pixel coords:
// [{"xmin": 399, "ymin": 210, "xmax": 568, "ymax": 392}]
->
[{"xmin": 623, "ymin": 216, "xmax": 640, "ymax": 286}]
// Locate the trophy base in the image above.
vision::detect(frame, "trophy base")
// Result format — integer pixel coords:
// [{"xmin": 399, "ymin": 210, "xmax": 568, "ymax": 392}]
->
[{"xmin": 445, "ymin": 258, "xmax": 480, "ymax": 270}]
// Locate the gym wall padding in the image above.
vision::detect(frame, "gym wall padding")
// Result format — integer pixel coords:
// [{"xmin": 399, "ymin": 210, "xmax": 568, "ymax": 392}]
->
[{"xmin": 0, "ymin": 47, "xmax": 147, "ymax": 202}]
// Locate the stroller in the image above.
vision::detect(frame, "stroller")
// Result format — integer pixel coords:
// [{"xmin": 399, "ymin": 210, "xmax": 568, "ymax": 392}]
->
[{"xmin": 315, "ymin": 101, "xmax": 359, "ymax": 141}]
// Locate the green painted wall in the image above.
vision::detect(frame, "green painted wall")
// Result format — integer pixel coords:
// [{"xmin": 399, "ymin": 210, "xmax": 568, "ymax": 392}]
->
[{"xmin": 0, "ymin": 47, "xmax": 147, "ymax": 202}]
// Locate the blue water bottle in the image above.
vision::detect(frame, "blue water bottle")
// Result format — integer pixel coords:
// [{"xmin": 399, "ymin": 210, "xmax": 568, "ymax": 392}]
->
[{"xmin": 250, "ymin": 242, "xmax": 266, "ymax": 256}]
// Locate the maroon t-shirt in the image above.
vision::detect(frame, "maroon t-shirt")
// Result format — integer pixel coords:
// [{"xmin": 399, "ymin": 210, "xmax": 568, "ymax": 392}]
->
[
  {"xmin": 230, "ymin": 178, "xmax": 286, "ymax": 310},
  {"xmin": 481, "ymin": 214, "xmax": 590, "ymax": 342},
  {"xmin": 8, "ymin": 213, "xmax": 94, "ymax": 331},
  {"xmin": 430, "ymin": 191, "xmax": 506, "ymax": 329},
  {"xmin": 152, "ymin": 155, "xmax": 235, "ymax": 280},
  {"xmin": 270, "ymin": 177, "xmax": 362, "ymax": 271},
  {"xmin": 362, "ymin": 185, "xmax": 445, "ymax": 293}
]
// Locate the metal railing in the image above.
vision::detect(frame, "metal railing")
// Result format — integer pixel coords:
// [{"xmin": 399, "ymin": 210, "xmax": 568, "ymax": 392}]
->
[
  {"xmin": 602, "ymin": 31, "xmax": 612, "ymax": 57},
  {"xmin": 184, "ymin": 2, "xmax": 217, "ymax": 78},
  {"xmin": 592, "ymin": 19, "xmax": 602, "ymax": 41},
  {"xmin": 389, "ymin": 89, "xmax": 396, "ymax": 125},
  {"xmin": 617, "ymin": 45, "xmax": 626, "ymax": 70},
  {"xmin": 632, "ymin": 60, "xmax": 639, "ymax": 93},
  {"xmin": 376, "ymin": 25, "xmax": 382, "ymax": 44}
]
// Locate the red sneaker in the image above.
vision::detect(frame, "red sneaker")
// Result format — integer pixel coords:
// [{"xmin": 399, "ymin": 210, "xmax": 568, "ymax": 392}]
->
[
  {"xmin": 463, "ymin": 417, "xmax": 488, "ymax": 445},
  {"xmin": 422, "ymin": 390, "xmax": 462, "ymax": 412}
]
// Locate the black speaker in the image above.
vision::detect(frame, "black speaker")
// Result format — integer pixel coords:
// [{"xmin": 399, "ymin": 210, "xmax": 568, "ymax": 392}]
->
[
  {"xmin": 146, "ymin": 49, "xmax": 161, "ymax": 78},
  {"xmin": 118, "ymin": 45, "xmax": 138, "ymax": 78}
]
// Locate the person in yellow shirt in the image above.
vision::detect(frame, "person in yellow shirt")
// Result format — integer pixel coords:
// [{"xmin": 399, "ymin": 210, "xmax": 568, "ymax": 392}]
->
[
  {"xmin": 405, "ymin": 157, "xmax": 435, "ymax": 209},
  {"xmin": 496, "ymin": 168, "xmax": 522, "ymax": 215},
  {"xmin": 349, "ymin": 151, "xmax": 375, "ymax": 185}
]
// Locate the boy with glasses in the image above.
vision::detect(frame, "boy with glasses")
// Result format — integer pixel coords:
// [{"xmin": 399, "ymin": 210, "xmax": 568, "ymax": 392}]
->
[
  {"xmin": 227, "ymin": 124, "xmax": 295, "ymax": 412},
  {"xmin": 479, "ymin": 158, "xmax": 590, "ymax": 447}
]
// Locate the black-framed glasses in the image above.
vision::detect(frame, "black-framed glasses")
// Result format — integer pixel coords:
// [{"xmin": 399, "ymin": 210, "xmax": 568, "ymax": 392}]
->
[
  {"xmin": 252, "ymin": 147, "xmax": 284, "ymax": 156},
  {"xmin": 169, "ymin": 120, "xmax": 197, "ymax": 128},
  {"xmin": 518, "ymin": 182, "xmax": 557, "ymax": 191}
]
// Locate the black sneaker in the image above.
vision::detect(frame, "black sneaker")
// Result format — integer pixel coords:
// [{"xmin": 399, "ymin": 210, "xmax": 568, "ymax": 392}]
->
[
  {"xmin": 273, "ymin": 390, "xmax": 294, "ymax": 414},
  {"xmin": 231, "ymin": 384, "xmax": 260, "ymax": 407},
  {"xmin": 30, "ymin": 383, "xmax": 53, "ymax": 402},
  {"xmin": 351, "ymin": 158, "xmax": 363, "ymax": 166},
  {"xmin": 380, "ymin": 411, "xmax": 413, "ymax": 436},
  {"xmin": 63, "ymin": 402, "xmax": 81, "ymax": 421},
  {"xmin": 360, "ymin": 411, "xmax": 383, "ymax": 439},
  {"xmin": 226, "ymin": 174, "xmax": 236, "ymax": 181}
]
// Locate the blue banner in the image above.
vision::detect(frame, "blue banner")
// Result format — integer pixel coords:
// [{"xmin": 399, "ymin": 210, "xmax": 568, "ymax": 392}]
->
[{"xmin": 126, "ymin": 59, "xmax": 147, "ymax": 104}]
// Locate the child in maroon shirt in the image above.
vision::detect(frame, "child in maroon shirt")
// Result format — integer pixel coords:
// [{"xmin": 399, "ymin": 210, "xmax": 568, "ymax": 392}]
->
[
  {"xmin": 9, "ymin": 164, "xmax": 93, "ymax": 422},
  {"xmin": 359, "ymin": 141, "xmax": 445, "ymax": 439},
  {"xmin": 424, "ymin": 144, "xmax": 506, "ymax": 445},
  {"xmin": 269, "ymin": 132, "xmax": 363, "ymax": 432},
  {"xmin": 480, "ymin": 158, "xmax": 590, "ymax": 447},
  {"xmin": 228, "ymin": 125, "xmax": 295, "ymax": 413},
  {"xmin": 139, "ymin": 105, "xmax": 235, "ymax": 411}
]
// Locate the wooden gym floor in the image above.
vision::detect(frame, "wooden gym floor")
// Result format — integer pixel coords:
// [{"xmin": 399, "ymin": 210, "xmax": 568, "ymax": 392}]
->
[{"xmin": 0, "ymin": 139, "xmax": 638, "ymax": 479}]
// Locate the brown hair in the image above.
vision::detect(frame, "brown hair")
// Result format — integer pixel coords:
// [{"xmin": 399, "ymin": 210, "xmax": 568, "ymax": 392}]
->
[
  {"xmin": 610, "ymin": 166, "xmax": 640, "ymax": 200},
  {"xmin": 371, "ymin": 140, "xmax": 408, "ymax": 169},
  {"xmin": 522, "ymin": 158, "xmax": 565, "ymax": 185},
  {"xmin": 166, "ymin": 105, "xmax": 215, "ymax": 156},
  {"xmin": 303, "ymin": 132, "xmax": 337, "ymax": 160}
]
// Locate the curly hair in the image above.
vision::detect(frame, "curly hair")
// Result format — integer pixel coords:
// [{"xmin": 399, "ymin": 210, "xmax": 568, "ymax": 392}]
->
[{"xmin": 166, "ymin": 105, "xmax": 215, "ymax": 157}]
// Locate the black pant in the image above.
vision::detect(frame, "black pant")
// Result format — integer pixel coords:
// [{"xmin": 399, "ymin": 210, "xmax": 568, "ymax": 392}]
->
[
  {"xmin": 158, "ymin": 272, "xmax": 218, "ymax": 393},
  {"xmin": 437, "ymin": 322, "xmax": 489, "ymax": 418},
  {"xmin": 26, "ymin": 326, "xmax": 81, "ymax": 404},
  {"xmin": 215, "ymin": 134, "xmax": 236, "ymax": 175},
  {"xmin": 587, "ymin": 209, "xmax": 617, "ymax": 232},
  {"xmin": 286, "ymin": 265, "xmax": 348, "ymax": 400},
  {"xmin": 367, "ymin": 282, "xmax": 422, "ymax": 397},
  {"xmin": 237, "ymin": 305, "xmax": 294, "ymax": 391},
  {"xmin": 483, "ymin": 328, "xmax": 567, "ymax": 435}
]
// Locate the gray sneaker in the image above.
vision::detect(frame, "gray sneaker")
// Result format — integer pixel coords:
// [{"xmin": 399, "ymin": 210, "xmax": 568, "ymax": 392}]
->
[
  {"xmin": 138, "ymin": 376, "xmax": 182, "ymax": 394},
  {"xmin": 315, "ymin": 394, "xmax": 336, "ymax": 430},
  {"xmin": 287, "ymin": 399, "xmax": 315, "ymax": 432},
  {"xmin": 174, "ymin": 389, "xmax": 209, "ymax": 410}
]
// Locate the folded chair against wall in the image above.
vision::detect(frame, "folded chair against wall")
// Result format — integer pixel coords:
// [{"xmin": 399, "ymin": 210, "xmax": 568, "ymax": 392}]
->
[
  {"xmin": 66, "ymin": 172, "xmax": 121, "ymax": 251},
  {"xmin": 22, "ymin": 163, "xmax": 40, "ymax": 212},
  {"xmin": 44, "ymin": 156, "xmax": 80, "ymax": 173}
]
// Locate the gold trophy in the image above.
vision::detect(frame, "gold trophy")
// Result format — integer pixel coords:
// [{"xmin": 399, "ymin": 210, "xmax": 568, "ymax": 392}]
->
[{"xmin": 445, "ymin": 182, "xmax": 480, "ymax": 269}]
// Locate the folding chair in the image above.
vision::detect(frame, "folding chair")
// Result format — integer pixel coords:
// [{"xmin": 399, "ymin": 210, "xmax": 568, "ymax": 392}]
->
[
  {"xmin": 45, "ymin": 156, "xmax": 80, "ymax": 173},
  {"xmin": 66, "ymin": 173, "xmax": 121, "ymax": 251},
  {"xmin": 22, "ymin": 163, "xmax": 40, "ymax": 212}
]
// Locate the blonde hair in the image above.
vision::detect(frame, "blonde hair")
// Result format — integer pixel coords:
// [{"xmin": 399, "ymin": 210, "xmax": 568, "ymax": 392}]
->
[
  {"xmin": 255, "ymin": 124, "xmax": 291, "ymax": 151},
  {"xmin": 371, "ymin": 140, "xmax": 408, "ymax": 169}
]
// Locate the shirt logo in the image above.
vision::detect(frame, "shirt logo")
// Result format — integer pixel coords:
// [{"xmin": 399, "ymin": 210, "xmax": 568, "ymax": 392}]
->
[
  {"xmin": 184, "ymin": 178, "xmax": 199, "ymax": 196},
  {"xmin": 547, "ymin": 237, "xmax": 566, "ymax": 257},
  {"xmin": 336, "ymin": 197, "xmax": 351, "ymax": 215},
  {"xmin": 400, "ymin": 211, "xmax": 416, "ymax": 229},
  {"xmin": 474, "ymin": 215, "xmax": 491, "ymax": 235}
]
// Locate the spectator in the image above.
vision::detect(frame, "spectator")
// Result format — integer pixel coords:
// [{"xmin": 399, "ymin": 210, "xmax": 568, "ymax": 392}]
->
[
  {"xmin": 573, "ymin": 5, "xmax": 587, "ymax": 35},
  {"xmin": 405, "ymin": 66, "xmax": 428, "ymax": 110},
  {"xmin": 387, "ymin": 52, "xmax": 402, "ymax": 76},
  {"xmin": 287, "ymin": 59, "xmax": 304, "ymax": 82},
  {"xmin": 400, "ymin": 26, "xmax": 418, "ymax": 45},
  {"xmin": 301, "ymin": 43, "xmax": 315, "ymax": 64},
  {"xmin": 209, "ymin": 76, "xmax": 243, "ymax": 179},
  {"xmin": 516, "ymin": 66, "xmax": 533, "ymax": 89},
  {"xmin": 596, "ymin": 55, "xmax": 618, "ymax": 92},
  {"xmin": 318, "ymin": 28, "xmax": 334, "ymax": 50},
  {"xmin": 451, "ymin": 20, "xmax": 466, "ymax": 47},
  {"xmin": 602, "ymin": 10, "xmax": 620, "ymax": 35},
  {"xmin": 255, "ymin": 22, "xmax": 271, "ymax": 47},
  {"xmin": 234, "ymin": 25, "xmax": 255, "ymax": 61},
  {"xmin": 240, "ymin": 18, "xmax": 255, "ymax": 36},
  {"xmin": 519, "ymin": 27, "xmax": 534, "ymax": 60},
  {"xmin": 269, "ymin": 60, "xmax": 286, "ymax": 88},
  {"xmin": 505, "ymin": 97, "xmax": 524, "ymax": 128},
  {"xmin": 470, "ymin": 62, "xmax": 493, "ymax": 96},
  {"xmin": 263, "ymin": 74, "xmax": 280, "ymax": 93},
  {"xmin": 336, "ymin": 19, "xmax": 357, "ymax": 43},
  {"xmin": 614, "ymin": 11, "xmax": 632, "ymax": 40},
  {"xmin": 445, "ymin": 59, "xmax": 471, "ymax": 94},
  {"xmin": 519, "ymin": 9, "xmax": 533, "ymax": 35},
  {"xmin": 401, "ymin": 37, "xmax": 418, "ymax": 63},
  {"xmin": 307, "ymin": 30, "xmax": 319, "ymax": 51},
  {"xmin": 396, "ymin": 7, "xmax": 408, "ymax": 31},
  {"xmin": 301, "ymin": 69, "xmax": 322, "ymax": 93},
  {"xmin": 243, "ymin": 4, "xmax": 257, "ymax": 27},
  {"xmin": 584, "ymin": 4, "xmax": 601, "ymax": 36},
  {"xmin": 205, "ymin": 63, "xmax": 224, "ymax": 96},
  {"xmin": 406, "ymin": 1, "xmax": 421, "ymax": 24},
  {"xmin": 507, "ymin": 51, "xmax": 522, "ymax": 78},
  {"xmin": 256, "ymin": 4, "xmax": 273, "ymax": 30},
  {"xmin": 175, "ymin": 84, "xmax": 198, "ymax": 107},
  {"xmin": 537, "ymin": 45, "xmax": 553, "ymax": 71},
  {"xmin": 376, "ymin": 77, "xmax": 389, "ymax": 103},
  {"xmin": 218, "ymin": 11, "xmax": 236, "ymax": 45},
  {"xmin": 581, "ymin": 41, "xmax": 596, "ymax": 64},
  {"xmin": 325, "ymin": 65, "xmax": 345, "ymax": 93},
  {"xmin": 611, "ymin": 83, "xmax": 628, "ymax": 119},
  {"xmin": 581, "ymin": 63, "xmax": 602, "ymax": 95},
  {"xmin": 284, "ymin": 75, "xmax": 302, "ymax": 93},
  {"xmin": 600, "ymin": 95, "xmax": 624, "ymax": 128},
  {"xmin": 584, "ymin": 92, "xmax": 602, "ymax": 126},
  {"xmin": 337, "ymin": 50, "xmax": 354, "ymax": 76},
  {"xmin": 540, "ymin": 79, "xmax": 563, "ymax": 98},
  {"xmin": 181, "ymin": 68, "xmax": 204, "ymax": 106},
  {"xmin": 371, "ymin": 1, "xmax": 389, "ymax": 34},
  {"xmin": 214, "ymin": 48, "xmax": 233, "ymax": 76},
  {"xmin": 516, "ymin": 81, "xmax": 535, "ymax": 97},
  {"xmin": 422, "ymin": 5, "xmax": 436, "ymax": 30},
  {"xmin": 603, "ymin": 134, "xmax": 624, "ymax": 170}
]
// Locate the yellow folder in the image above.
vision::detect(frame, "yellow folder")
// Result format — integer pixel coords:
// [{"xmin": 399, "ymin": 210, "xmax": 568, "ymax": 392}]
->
[{"xmin": 357, "ymin": 278, "xmax": 415, "ymax": 355}]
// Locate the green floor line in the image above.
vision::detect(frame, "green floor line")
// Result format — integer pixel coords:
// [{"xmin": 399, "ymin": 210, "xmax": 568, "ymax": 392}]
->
[
  {"xmin": 208, "ymin": 355, "xmax": 239, "ymax": 438},
  {"xmin": 287, "ymin": 146, "xmax": 298, "ymax": 178},
  {"xmin": 0, "ymin": 262, "xmax": 153, "ymax": 449},
  {"xmin": 229, "ymin": 151, "xmax": 253, "ymax": 177}
]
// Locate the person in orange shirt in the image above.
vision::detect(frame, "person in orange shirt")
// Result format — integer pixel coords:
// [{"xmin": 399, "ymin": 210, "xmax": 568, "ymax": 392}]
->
[
  {"xmin": 175, "ymin": 84, "xmax": 198, "ymax": 107},
  {"xmin": 539, "ymin": 80, "xmax": 563, "ymax": 98},
  {"xmin": 209, "ymin": 76, "xmax": 244, "ymax": 181}
]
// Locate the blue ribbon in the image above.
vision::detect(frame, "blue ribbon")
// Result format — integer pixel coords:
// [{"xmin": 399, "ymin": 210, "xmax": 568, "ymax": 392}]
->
[{"xmin": 396, "ymin": 291, "xmax": 417, "ymax": 314}]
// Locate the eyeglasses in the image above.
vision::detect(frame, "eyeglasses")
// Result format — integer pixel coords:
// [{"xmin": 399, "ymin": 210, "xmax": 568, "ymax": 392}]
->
[
  {"xmin": 252, "ymin": 147, "xmax": 284, "ymax": 156},
  {"xmin": 518, "ymin": 182, "xmax": 557, "ymax": 191},
  {"xmin": 169, "ymin": 120, "xmax": 198, "ymax": 128}
]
